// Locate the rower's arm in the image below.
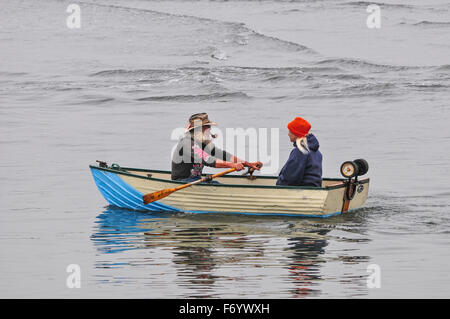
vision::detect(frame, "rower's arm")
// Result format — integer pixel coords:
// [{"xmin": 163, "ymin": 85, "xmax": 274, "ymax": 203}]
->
[
  {"xmin": 204, "ymin": 143, "xmax": 259, "ymax": 170},
  {"xmin": 229, "ymin": 155, "xmax": 244, "ymax": 163},
  {"xmin": 215, "ymin": 159, "xmax": 244, "ymax": 170},
  {"xmin": 229, "ymin": 156, "xmax": 263, "ymax": 170}
]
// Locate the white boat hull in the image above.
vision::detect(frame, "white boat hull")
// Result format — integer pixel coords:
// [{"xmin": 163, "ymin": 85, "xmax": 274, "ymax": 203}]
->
[{"xmin": 90, "ymin": 165, "xmax": 370, "ymax": 218}]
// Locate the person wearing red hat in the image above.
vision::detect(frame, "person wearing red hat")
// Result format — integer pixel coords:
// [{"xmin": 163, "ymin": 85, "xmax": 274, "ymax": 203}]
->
[{"xmin": 276, "ymin": 117, "xmax": 322, "ymax": 187}]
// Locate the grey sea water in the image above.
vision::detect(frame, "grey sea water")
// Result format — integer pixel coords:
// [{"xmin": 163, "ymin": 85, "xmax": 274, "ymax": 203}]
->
[{"xmin": 1, "ymin": 0, "xmax": 449, "ymax": 298}]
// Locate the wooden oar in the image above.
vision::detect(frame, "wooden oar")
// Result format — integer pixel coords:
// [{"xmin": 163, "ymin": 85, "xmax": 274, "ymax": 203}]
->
[{"xmin": 142, "ymin": 168, "xmax": 236, "ymax": 204}]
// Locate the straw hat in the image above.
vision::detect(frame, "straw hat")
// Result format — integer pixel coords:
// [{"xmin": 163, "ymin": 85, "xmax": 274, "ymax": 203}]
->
[{"xmin": 186, "ymin": 113, "xmax": 217, "ymax": 131}]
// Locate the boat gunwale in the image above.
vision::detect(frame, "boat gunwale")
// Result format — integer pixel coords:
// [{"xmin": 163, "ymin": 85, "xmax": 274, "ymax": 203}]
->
[{"xmin": 89, "ymin": 164, "xmax": 370, "ymax": 191}]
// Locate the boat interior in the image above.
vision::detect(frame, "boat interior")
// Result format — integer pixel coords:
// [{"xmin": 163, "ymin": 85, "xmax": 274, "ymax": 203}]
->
[{"xmin": 123, "ymin": 168, "xmax": 347, "ymax": 188}]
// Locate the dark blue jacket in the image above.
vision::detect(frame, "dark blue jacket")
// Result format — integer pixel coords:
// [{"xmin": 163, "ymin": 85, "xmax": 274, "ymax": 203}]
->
[{"xmin": 276, "ymin": 134, "xmax": 322, "ymax": 187}]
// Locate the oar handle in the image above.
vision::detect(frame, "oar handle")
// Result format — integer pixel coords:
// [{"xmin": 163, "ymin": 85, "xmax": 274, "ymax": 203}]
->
[
  {"xmin": 172, "ymin": 167, "xmax": 236, "ymax": 192},
  {"xmin": 211, "ymin": 167, "xmax": 236, "ymax": 179},
  {"xmin": 142, "ymin": 168, "xmax": 236, "ymax": 204}
]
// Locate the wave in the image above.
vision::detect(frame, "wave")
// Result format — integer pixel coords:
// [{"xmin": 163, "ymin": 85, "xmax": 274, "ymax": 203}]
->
[
  {"xmin": 343, "ymin": 82, "xmax": 397, "ymax": 93},
  {"xmin": 91, "ymin": 69, "xmax": 174, "ymax": 77},
  {"xmin": 76, "ymin": 95, "xmax": 115, "ymax": 104},
  {"xmin": 314, "ymin": 57, "xmax": 420, "ymax": 71},
  {"xmin": 436, "ymin": 65, "xmax": 450, "ymax": 71},
  {"xmin": 136, "ymin": 92, "xmax": 249, "ymax": 102},
  {"xmin": 90, "ymin": 65, "xmax": 357, "ymax": 87},
  {"xmin": 407, "ymin": 83, "xmax": 448, "ymax": 89},
  {"xmin": 230, "ymin": 65, "xmax": 342, "ymax": 72},
  {"xmin": 211, "ymin": 50, "xmax": 228, "ymax": 60},
  {"xmin": 80, "ymin": 1, "xmax": 316, "ymax": 54},
  {"xmin": 341, "ymin": 1, "xmax": 414, "ymax": 9},
  {"xmin": 91, "ymin": 66, "xmax": 343, "ymax": 76},
  {"xmin": 55, "ymin": 87, "xmax": 83, "ymax": 92},
  {"xmin": 413, "ymin": 20, "xmax": 450, "ymax": 27},
  {"xmin": 0, "ymin": 71, "xmax": 28, "ymax": 77},
  {"xmin": 325, "ymin": 73, "xmax": 366, "ymax": 80}
]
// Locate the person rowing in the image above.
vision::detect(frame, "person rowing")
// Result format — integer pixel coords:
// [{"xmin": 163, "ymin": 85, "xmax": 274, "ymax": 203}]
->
[
  {"xmin": 171, "ymin": 113, "xmax": 262, "ymax": 183},
  {"xmin": 277, "ymin": 117, "xmax": 322, "ymax": 187}
]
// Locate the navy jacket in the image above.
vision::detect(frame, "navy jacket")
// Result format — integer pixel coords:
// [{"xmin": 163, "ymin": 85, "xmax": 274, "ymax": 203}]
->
[{"xmin": 276, "ymin": 134, "xmax": 323, "ymax": 187}]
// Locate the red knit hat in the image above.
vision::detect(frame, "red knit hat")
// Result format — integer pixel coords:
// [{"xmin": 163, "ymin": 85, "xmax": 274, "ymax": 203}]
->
[{"xmin": 287, "ymin": 117, "xmax": 311, "ymax": 138}]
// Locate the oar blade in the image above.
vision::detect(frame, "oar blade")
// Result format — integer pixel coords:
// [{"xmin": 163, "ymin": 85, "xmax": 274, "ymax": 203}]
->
[{"xmin": 143, "ymin": 188, "xmax": 175, "ymax": 204}]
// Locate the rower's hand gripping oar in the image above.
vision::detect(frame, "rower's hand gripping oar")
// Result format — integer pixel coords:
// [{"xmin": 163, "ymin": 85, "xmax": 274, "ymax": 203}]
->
[
  {"xmin": 142, "ymin": 168, "xmax": 236, "ymax": 205},
  {"xmin": 241, "ymin": 162, "xmax": 262, "ymax": 180}
]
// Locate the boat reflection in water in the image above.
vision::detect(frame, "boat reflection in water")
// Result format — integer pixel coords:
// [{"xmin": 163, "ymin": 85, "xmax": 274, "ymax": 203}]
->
[{"xmin": 91, "ymin": 206, "xmax": 371, "ymax": 298}]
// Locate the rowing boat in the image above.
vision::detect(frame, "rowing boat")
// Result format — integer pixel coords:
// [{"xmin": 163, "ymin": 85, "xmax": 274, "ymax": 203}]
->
[{"xmin": 89, "ymin": 162, "xmax": 369, "ymax": 218}]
